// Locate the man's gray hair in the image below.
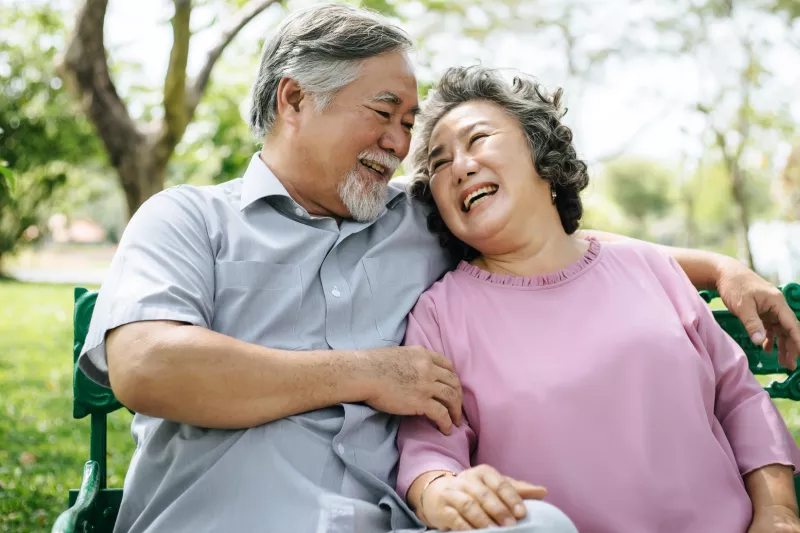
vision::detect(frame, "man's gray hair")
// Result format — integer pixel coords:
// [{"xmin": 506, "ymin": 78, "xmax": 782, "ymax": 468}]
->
[{"xmin": 249, "ymin": 3, "xmax": 414, "ymax": 137}]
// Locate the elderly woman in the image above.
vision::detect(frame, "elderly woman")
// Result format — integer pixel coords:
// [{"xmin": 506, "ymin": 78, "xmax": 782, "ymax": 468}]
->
[{"xmin": 395, "ymin": 66, "xmax": 800, "ymax": 533}]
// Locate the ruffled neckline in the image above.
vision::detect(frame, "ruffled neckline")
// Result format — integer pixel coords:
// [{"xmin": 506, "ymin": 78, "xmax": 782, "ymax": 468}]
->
[{"xmin": 455, "ymin": 238, "xmax": 602, "ymax": 289}]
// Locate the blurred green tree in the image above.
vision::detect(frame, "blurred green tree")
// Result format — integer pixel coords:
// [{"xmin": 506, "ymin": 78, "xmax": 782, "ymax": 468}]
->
[
  {"xmin": 603, "ymin": 158, "xmax": 677, "ymax": 240},
  {"xmin": 0, "ymin": 5, "xmax": 106, "ymax": 271},
  {"xmin": 59, "ymin": 0, "xmax": 280, "ymax": 219}
]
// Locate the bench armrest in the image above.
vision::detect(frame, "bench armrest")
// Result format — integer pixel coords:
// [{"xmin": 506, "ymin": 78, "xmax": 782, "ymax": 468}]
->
[{"xmin": 52, "ymin": 461, "xmax": 100, "ymax": 533}]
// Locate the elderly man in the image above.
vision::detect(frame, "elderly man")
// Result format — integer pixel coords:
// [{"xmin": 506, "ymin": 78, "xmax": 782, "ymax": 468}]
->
[{"xmin": 78, "ymin": 4, "xmax": 800, "ymax": 533}]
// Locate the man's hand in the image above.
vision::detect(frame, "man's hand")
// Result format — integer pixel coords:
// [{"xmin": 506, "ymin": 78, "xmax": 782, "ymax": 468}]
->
[
  {"xmin": 748, "ymin": 505, "xmax": 800, "ymax": 533},
  {"xmin": 361, "ymin": 346, "xmax": 463, "ymax": 434},
  {"xmin": 418, "ymin": 465, "xmax": 547, "ymax": 530},
  {"xmin": 716, "ymin": 259, "xmax": 800, "ymax": 370}
]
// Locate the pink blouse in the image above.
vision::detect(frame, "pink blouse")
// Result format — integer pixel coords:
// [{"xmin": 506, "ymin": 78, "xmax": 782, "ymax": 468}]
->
[{"xmin": 397, "ymin": 239, "xmax": 800, "ymax": 533}]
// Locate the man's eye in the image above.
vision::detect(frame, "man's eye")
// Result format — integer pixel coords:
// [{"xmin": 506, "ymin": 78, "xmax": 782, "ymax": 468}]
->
[
  {"xmin": 374, "ymin": 109, "xmax": 391, "ymax": 119},
  {"xmin": 403, "ymin": 122, "xmax": 414, "ymax": 131}
]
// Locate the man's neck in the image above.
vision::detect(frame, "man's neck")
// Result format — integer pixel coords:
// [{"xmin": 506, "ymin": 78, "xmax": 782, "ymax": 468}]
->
[
  {"xmin": 476, "ymin": 220, "xmax": 588, "ymax": 279},
  {"xmin": 259, "ymin": 144, "xmax": 341, "ymax": 221}
]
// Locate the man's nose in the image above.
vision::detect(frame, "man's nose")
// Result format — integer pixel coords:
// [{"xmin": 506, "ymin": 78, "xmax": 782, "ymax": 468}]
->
[{"xmin": 378, "ymin": 124, "xmax": 410, "ymax": 160}]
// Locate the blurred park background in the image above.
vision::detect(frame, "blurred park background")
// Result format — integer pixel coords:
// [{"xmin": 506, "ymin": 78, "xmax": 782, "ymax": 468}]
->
[{"xmin": 1, "ymin": 0, "xmax": 799, "ymax": 531}]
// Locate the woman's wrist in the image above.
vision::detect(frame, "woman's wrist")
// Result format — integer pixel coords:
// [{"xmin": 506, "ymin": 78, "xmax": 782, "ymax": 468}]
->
[
  {"xmin": 745, "ymin": 464, "xmax": 799, "ymax": 516},
  {"xmin": 408, "ymin": 470, "xmax": 456, "ymax": 524}
]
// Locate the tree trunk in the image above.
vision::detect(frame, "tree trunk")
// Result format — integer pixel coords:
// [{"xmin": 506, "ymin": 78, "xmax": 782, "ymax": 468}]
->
[
  {"xmin": 728, "ymin": 162, "xmax": 755, "ymax": 269},
  {"xmin": 117, "ymin": 140, "xmax": 169, "ymax": 218},
  {"xmin": 682, "ymin": 188, "xmax": 698, "ymax": 249},
  {"xmin": 59, "ymin": 0, "xmax": 280, "ymax": 221},
  {"xmin": 782, "ymin": 142, "xmax": 800, "ymax": 222}
]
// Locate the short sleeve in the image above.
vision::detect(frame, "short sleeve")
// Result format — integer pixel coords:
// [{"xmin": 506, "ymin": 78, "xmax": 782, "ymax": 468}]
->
[
  {"xmin": 396, "ymin": 292, "xmax": 476, "ymax": 501},
  {"xmin": 78, "ymin": 187, "xmax": 215, "ymax": 387},
  {"xmin": 660, "ymin": 253, "xmax": 800, "ymax": 476}
]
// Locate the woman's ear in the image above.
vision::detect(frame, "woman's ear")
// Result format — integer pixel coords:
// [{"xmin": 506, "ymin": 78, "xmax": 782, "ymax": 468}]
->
[{"xmin": 275, "ymin": 77, "xmax": 306, "ymax": 129}]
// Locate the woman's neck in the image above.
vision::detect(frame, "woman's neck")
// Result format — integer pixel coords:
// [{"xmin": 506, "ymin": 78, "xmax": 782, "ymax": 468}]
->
[{"xmin": 474, "ymin": 230, "xmax": 589, "ymax": 279}]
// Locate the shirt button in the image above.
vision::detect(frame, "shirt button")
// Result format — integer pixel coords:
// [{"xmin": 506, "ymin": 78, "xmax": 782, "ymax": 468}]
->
[
  {"xmin": 294, "ymin": 207, "xmax": 304, "ymax": 217},
  {"xmin": 337, "ymin": 443, "xmax": 345, "ymax": 454},
  {"xmin": 331, "ymin": 286, "xmax": 341, "ymax": 298}
]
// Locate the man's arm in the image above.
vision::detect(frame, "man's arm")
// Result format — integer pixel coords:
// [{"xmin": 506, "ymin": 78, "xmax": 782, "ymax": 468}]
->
[
  {"xmin": 580, "ymin": 229, "xmax": 800, "ymax": 369},
  {"xmin": 108, "ymin": 321, "xmax": 352, "ymax": 428},
  {"xmin": 108, "ymin": 321, "xmax": 462, "ymax": 430},
  {"xmin": 578, "ymin": 229, "xmax": 719, "ymax": 288},
  {"xmin": 81, "ymin": 188, "xmax": 461, "ymax": 430}
]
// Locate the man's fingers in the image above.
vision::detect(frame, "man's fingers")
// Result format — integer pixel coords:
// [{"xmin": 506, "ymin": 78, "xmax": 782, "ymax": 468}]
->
[
  {"xmin": 426, "ymin": 400, "xmax": 453, "ymax": 435},
  {"xmin": 778, "ymin": 332, "xmax": 798, "ymax": 371},
  {"xmin": 738, "ymin": 299, "xmax": 767, "ymax": 345},
  {"xmin": 430, "ymin": 352, "xmax": 455, "ymax": 372},
  {"xmin": 509, "ymin": 479, "xmax": 548, "ymax": 500},
  {"xmin": 433, "ymin": 382, "xmax": 463, "ymax": 428},
  {"xmin": 763, "ymin": 325, "xmax": 776, "ymax": 355},
  {"xmin": 773, "ymin": 302, "xmax": 800, "ymax": 363}
]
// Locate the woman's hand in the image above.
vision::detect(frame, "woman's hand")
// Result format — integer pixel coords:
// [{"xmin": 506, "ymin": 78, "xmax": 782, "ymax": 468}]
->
[
  {"xmin": 419, "ymin": 465, "xmax": 547, "ymax": 531},
  {"xmin": 748, "ymin": 505, "xmax": 800, "ymax": 533},
  {"xmin": 716, "ymin": 258, "xmax": 800, "ymax": 370}
]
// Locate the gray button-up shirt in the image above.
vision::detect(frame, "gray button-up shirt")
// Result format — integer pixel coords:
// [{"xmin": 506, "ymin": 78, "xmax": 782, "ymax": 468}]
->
[{"xmin": 78, "ymin": 153, "xmax": 453, "ymax": 533}]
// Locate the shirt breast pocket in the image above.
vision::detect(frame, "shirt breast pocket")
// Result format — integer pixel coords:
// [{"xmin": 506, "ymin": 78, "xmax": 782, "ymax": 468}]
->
[
  {"xmin": 362, "ymin": 253, "xmax": 435, "ymax": 345},
  {"xmin": 214, "ymin": 261, "xmax": 304, "ymax": 349}
]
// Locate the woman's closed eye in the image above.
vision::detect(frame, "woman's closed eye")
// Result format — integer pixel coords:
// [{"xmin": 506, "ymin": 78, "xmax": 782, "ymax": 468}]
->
[
  {"xmin": 430, "ymin": 159, "xmax": 450, "ymax": 173},
  {"xmin": 469, "ymin": 133, "xmax": 488, "ymax": 146}
]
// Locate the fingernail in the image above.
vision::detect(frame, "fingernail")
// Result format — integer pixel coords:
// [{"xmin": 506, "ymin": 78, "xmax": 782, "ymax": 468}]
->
[
  {"xmin": 514, "ymin": 504, "xmax": 526, "ymax": 516},
  {"xmin": 752, "ymin": 332, "xmax": 765, "ymax": 344},
  {"xmin": 503, "ymin": 518, "xmax": 517, "ymax": 527}
]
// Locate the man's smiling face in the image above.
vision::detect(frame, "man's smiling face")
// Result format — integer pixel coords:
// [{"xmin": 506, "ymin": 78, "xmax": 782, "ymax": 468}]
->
[{"xmin": 296, "ymin": 50, "xmax": 419, "ymax": 221}]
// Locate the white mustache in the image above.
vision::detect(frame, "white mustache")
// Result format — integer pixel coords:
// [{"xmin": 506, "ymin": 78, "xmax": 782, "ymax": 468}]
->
[{"xmin": 358, "ymin": 150, "xmax": 400, "ymax": 176}]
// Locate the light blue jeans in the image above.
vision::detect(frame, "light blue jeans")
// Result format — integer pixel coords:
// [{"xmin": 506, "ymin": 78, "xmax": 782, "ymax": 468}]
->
[{"xmin": 432, "ymin": 500, "xmax": 578, "ymax": 533}]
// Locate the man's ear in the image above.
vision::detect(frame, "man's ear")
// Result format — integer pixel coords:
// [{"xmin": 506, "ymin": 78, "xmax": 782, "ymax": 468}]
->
[{"xmin": 275, "ymin": 77, "xmax": 306, "ymax": 129}]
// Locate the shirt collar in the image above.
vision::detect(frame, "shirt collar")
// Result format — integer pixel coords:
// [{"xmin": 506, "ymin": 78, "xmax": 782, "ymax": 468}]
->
[
  {"xmin": 239, "ymin": 151, "xmax": 407, "ymax": 212},
  {"xmin": 239, "ymin": 153, "xmax": 293, "ymax": 211}
]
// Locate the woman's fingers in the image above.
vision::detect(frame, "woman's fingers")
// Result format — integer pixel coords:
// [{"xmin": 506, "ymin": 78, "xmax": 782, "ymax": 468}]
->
[
  {"xmin": 438, "ymin": 506, "xmax": 474, "ymax": 531},
  {"xmin": 508, "ymin": 478, "xmax": 548, "ymax": 500},
  {"xmin": 476, "ymin": 468, "xmax": 527, "ymax": 522},
  {"xmin": 444, "ymin": 489, "xmax": 497, "ymax": 529}
]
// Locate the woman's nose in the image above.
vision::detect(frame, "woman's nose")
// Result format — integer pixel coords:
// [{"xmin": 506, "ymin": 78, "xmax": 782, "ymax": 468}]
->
[{"xmin": 453, "ymin": 152, "xmax": 479, "ymax": 184}]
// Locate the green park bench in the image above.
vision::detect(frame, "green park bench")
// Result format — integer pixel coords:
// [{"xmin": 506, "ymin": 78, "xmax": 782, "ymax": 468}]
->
[{"xmin": 53, "ymin": 283, "xmax": 800, "ymax": 533}]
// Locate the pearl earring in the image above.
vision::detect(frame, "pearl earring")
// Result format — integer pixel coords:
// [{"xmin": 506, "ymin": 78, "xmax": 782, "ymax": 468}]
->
[{"xmin": 551, "ymin": 188, "xmax": 557, "ymax": 203}]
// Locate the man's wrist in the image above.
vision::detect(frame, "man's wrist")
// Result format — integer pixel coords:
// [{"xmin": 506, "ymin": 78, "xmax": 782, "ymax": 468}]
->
[{"xmin": 334, "ymin": 349, "xmax": 378, "ymax": 403}]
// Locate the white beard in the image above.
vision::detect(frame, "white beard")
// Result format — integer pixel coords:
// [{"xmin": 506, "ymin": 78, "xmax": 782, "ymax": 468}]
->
[{"xmin": 337, "ymin": 166, "xmax": 389, "ymax": 222}]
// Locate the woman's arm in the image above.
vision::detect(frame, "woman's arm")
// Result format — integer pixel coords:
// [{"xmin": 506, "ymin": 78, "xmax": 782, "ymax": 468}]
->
[
  {"xmin": 578, "ymin": 229, "xmax": 720, "ymax": 288},
  {"xmin": 656, "ymin": 254, "xmax": 800, "ymax": 481},
  {"xmin": 744, "ymin": 464, "xmax": 800, "ymax": 532}
]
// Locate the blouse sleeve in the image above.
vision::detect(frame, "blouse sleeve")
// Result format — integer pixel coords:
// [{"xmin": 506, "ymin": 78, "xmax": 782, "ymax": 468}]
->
[
  {"xmin": 395, "ymin": 291, "xmax": 477, "ymax": 501},
  {"xmin": 663, "ymin": 255, "xmax": 800, "ymax": 476}
]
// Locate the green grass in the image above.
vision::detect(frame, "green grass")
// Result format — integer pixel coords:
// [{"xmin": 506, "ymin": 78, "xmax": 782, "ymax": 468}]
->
[
  {"xmin": 0, "ymin": 280, "xmax": 134, "ymax": 533},
  {"xmin": 0, "ymin": 280, "xmax": 798, "ymax": 532}
]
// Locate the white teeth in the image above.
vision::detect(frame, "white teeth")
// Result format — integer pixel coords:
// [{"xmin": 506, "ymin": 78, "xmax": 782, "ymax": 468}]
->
[
  {"xmin": 463, "ymin": 185, "xmax": 499, "ymax": 211},
  {"xmin": 360, "ymin": 159, "xmax": 386, "ymax": 174}
]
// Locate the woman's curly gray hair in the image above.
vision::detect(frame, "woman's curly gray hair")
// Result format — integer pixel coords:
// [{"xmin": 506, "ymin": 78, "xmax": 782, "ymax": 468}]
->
[{"xmin": 409, "ymin": 66, "xmax": 589, "ymax": 263}]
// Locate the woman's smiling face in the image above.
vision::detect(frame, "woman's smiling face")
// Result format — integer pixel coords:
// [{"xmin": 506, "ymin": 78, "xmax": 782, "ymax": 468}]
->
[{"xmin": 426, "ymin": 99, "xmax": 553, "ymax": 256}]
